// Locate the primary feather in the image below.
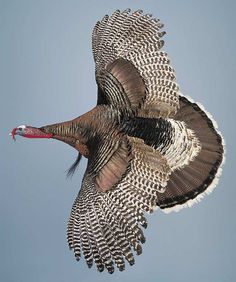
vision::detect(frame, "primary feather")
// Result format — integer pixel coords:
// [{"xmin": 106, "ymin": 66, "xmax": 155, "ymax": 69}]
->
[{"xmin": 12, "ymin": 9, "xmax": 225, "ymax": 273}]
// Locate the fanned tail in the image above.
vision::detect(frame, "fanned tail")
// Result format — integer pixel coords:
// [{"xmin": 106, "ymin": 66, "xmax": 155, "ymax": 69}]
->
[
  {"xmin": 158, "ymin": 96, "xmax": 225, "ymax": 212},
  {"xmin": 67, "ymin": 9, "xmax": 225, "ymax": 274}
]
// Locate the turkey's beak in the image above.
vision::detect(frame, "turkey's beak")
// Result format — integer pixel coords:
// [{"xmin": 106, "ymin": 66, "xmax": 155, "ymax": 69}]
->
[{"xmin": 9, "ymin": 128, "xmax": 17, "ymax": 141}]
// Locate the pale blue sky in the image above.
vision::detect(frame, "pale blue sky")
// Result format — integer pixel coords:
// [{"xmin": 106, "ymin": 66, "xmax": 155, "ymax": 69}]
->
[{"xmin": 1, "ymin": 1, "xmax": 236, "ymax": 282}]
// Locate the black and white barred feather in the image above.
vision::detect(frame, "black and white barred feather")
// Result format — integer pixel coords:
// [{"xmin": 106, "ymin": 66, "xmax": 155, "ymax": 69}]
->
[{"xmin": 66, "ymin": 9, "xmax": 225, "ymax": 273}]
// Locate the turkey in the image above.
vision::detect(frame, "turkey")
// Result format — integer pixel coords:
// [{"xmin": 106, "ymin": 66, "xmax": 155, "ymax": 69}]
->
[{"xmin": 10, "ymin": 9, "xmax": 225, "ymax": 273}]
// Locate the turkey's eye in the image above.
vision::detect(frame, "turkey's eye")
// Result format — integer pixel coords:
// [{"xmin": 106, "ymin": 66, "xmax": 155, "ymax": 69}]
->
[{"xmin": 18, "ymin": 128, "xmax": 22, "ymax": 131}]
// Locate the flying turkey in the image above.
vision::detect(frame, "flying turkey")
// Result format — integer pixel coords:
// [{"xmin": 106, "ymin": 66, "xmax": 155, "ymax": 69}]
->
[{"xmin": 10, "ymin": 9, "xmax": 225, "ymax": 273}]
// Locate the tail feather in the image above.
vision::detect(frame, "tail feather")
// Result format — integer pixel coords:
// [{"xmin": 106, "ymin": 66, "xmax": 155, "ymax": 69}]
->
[{"xmin": 158, "ymin": 96, "xmax": 225, "ymax": 212}]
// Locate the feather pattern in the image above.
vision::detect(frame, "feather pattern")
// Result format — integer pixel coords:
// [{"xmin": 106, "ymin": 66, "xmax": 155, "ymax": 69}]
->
[
  {"xmin": 32, "ymin": 9, "xmax": 225, "ymax": 273},
  {"xmin": 67, "ymin": 137, "xmax": 171, "ymax": 272},
  {"xmin": 157, "ymin": 96, "xmax": 225, "ymax": 211},
  {"xmin": 93, "ymin": 9, "xmax": 180, "ymax": 118}
]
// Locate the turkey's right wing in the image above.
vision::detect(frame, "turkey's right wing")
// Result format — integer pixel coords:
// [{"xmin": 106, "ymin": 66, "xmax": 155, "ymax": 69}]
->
[
  {"xmin": 67, "ymin": 137, "xmax": 170, "ymax": 273},
  {"xmin": 93, "ymin": 9, "xmax": 180, "ymax": 118}
]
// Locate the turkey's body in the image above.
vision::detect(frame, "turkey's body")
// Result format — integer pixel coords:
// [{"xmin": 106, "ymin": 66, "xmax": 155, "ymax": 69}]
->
[{"xmin": 12, "ymin": 9, "xmax": 225, "ymax": 273}]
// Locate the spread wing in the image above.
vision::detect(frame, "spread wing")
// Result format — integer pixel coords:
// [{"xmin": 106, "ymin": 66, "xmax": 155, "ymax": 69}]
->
[
  {"xmin": 66, "ymin": 9, "xmax": 225, "ymax": 273},
  {"xmin": 67, "ymin": 136, "xmax": 170, "ymax": 273},
  {"xmin": 67, "ymin": 107, "xmax": 217, "ymax": 272},
  {"xmin": 93, "ymin": 9, "xmax": 179, "ymax": 118}
]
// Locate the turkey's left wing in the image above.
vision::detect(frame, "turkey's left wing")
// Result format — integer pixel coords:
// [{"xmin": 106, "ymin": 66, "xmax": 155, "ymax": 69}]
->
[{"xmin": 67, "ymin": 136, "xmax": 170, "ymax": 273}]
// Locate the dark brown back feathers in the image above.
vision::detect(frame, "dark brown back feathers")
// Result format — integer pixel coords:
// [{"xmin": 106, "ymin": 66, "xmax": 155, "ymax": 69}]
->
[{"xmin": 36, "ymin": 9, "xmax": 225, "ymax": 273}]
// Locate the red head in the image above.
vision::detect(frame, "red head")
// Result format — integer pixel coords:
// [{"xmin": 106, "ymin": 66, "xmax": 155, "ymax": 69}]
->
[{"xmin": 10, "ymin": 125, "xmax": 53, "ymax": 141}]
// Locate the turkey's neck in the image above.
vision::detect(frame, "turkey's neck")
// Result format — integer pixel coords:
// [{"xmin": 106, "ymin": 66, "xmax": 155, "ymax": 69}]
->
[
  {"xmin": 42, "ymin": 106, "xmax": 120, "ymax": 138},
  {"xmin": 40, "ymin": 106, "xmax": 121, "ymax": 154},
  {"xmin": 40, "ymin": 118, "xmax": 88, "ymax": 150},
  {"xmin": 41, "ymin": 119, "xmax": 81, "ymax": 139}
]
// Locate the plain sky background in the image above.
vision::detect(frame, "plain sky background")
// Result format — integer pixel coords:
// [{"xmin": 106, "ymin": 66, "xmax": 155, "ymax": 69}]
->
[{"xmin": 1, "ymin": 1, "xmax": 236, "ymax": 281}]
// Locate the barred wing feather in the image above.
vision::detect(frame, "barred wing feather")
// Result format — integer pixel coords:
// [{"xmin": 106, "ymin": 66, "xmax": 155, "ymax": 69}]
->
[
  {"xmin": 67, "ymin": 9, "xmax": 225, "ymax": 273},
  {"xmin": 67, "ymin": 137, "xmax": 170, "ymax": 273},
  {"xmin": 93, "ymin": 9, "xmax": 179, "ymax": 117}
]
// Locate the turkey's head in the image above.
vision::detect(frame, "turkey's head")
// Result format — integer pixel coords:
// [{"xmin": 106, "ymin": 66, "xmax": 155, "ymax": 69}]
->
[{"xmin": 10, "ymin": 125, "xmax": 53, "ymax": 141}]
